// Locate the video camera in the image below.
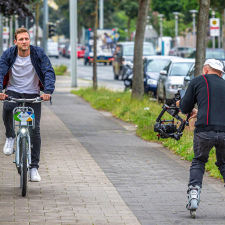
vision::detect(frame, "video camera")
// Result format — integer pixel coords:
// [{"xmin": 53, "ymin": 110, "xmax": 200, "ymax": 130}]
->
[{"xmin": 154, "ymin": 90, "xmax": 190, "ymax": 141}]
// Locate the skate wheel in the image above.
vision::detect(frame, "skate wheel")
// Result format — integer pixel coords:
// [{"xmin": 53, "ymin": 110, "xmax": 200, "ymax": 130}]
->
[{"xmin": 190, "ymin": 210, "xmax": 196, "ymax": 219}]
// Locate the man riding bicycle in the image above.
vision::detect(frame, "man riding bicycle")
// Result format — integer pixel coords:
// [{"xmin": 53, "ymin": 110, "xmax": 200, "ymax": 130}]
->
[{"xmin": 0, "ymin": 28, "xmax": 55, "ymax": 182}]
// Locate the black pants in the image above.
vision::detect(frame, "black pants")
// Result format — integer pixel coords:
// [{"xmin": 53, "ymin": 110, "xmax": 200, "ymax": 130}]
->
[
  {"xmin": 189, "ymin": 131, "xmax": 225, "ymax": 187},
  {"xmin": 3, "ymin": 90, "xmax": 41, "ymax": 169}
]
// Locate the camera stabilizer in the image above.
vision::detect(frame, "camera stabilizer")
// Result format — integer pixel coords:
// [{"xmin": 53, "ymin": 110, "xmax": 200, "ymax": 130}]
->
[{"xmin": 154, "ymin": 90, "xmax": 190, "ymax": 141}]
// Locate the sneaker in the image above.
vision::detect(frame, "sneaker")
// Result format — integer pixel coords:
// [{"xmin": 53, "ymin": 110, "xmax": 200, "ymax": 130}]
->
[
  {"xmin": 3, "ymin": 137, "xmax": 15, "ymax": 155},
  {"xmin": 30, "ymin": 168, "xmax": 41, "ymax": 182}
]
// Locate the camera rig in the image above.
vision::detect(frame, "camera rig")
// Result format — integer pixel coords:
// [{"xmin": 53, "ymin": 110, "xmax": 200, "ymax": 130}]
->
[{"xmin": 154, "ymin": 90, "xmax": 190, "ymax": 141}]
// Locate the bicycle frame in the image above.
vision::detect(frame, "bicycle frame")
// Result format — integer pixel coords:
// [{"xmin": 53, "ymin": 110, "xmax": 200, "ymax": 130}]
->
[
  {"xmin": 4, "ymin": 97, "xmax": 43, "ymax": 196},
  {"xmin": 13, "ymin": 103, "xmax": 35, "ymax": 171}
]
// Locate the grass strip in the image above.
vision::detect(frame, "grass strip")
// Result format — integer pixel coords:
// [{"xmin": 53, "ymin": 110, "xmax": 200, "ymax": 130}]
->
[{"xmin": 71, "ymin": 87, "xmax": 222, "ymax": 181}]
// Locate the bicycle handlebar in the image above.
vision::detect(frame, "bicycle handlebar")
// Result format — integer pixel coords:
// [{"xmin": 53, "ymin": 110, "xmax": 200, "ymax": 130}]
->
[{"xmin": 4, "ymin": 96, "xmax": 44, "ymax": 103}]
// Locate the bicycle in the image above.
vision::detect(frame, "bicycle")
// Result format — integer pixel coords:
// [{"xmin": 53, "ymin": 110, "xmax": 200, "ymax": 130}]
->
[{"xmin": 4, "ymin": 96, "xmax": 44, "ymax": 197}]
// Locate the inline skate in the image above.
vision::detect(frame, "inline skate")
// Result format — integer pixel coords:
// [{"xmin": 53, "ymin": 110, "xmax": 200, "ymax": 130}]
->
[{"xmin": 186, "ymin": 185, "xmax": 201, "ymax": 219}]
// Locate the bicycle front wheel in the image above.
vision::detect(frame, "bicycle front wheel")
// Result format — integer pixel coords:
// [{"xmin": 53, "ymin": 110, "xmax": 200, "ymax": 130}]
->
[{"xmin": 20, "ymin": 136, "xmax": 28, "ymax": 197}]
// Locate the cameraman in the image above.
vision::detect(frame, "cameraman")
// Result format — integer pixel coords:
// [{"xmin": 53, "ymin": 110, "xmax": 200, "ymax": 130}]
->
[{"xmin": 177, "ymin": 59, "xmax": 225, "ymax": 210}]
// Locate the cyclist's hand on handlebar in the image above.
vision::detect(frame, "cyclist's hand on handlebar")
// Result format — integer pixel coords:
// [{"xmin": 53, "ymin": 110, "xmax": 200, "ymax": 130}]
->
[
  {"xmin": 40, "ymin": 94, "xmax": 51, "ymax": 101},
  {"xmin": 0, "ymin": 93, "xmax": 8, "ymax": 100}
]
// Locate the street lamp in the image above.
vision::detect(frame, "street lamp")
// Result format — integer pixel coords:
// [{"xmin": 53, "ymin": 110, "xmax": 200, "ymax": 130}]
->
[
  {"xmin": 173, "ymin": 12, "xmax": 179, "ymax": 48},
  {"xmin": 158, "ymin": 14, "xmax": 164, "ymax": 55},
  {"xmin": 189, "ymin": 10, "xmax": 198, "ymax": 48}
]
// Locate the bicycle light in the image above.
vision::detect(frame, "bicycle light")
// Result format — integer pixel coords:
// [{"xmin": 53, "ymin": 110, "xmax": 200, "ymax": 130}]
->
[{"xmin": 21, "ymin": 128, "xmax": 26, "ymax": 134}]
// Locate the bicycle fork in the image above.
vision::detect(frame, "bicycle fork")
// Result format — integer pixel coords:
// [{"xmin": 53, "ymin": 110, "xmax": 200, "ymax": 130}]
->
[{"xmin": 15, "ymin": 131, "xmax": 31, "ymax": 170}]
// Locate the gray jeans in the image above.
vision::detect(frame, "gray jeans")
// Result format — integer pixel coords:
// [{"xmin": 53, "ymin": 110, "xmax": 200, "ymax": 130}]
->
[{"xmin": 189, "ymin": 131, "xmax": 225, "ymax": 187}]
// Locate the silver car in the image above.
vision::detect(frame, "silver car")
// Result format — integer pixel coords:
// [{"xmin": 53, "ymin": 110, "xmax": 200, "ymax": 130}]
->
[{"xmin": 157, "ymin": 58, "xmax": 195, "ymax": 105}]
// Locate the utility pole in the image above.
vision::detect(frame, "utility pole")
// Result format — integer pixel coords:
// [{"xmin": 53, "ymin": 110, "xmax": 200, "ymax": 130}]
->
[
  {"xmin": 211, "ymin": 10, "xmax": 215, "ymax": 49},
  {"xmin": 158, "ymin": 14, "xmax": 164, "ymax": 55},
  {"xmin": 99, "ymin": 0, "xmax": 103, "ymax": 29},
  {"xmin": 9, "ymin": 16, "xmax": 13, "ymax": 47},
  {"xmin": 173, "ymin": 12, "xmax": 179, "ymax": 48},
  {"xmin": 43, "ymin": 0, "xmax": 48, "ymax": 53},
  {"xmin": 15, "ymin": 15, "xmax": 18, "ymax": 30},
  {"xmin": 190, "ymin": 10, "xmax": 198, "ymax": 48},
  {"xmin": 69, "ymin": 0, "xmax": 77, "ymax": 87}
]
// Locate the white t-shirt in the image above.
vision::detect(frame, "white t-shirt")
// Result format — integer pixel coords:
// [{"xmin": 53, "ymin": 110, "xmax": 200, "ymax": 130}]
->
[{"xmin": 6, "ymin": 55, "xmax": 40, "ymax": 94}]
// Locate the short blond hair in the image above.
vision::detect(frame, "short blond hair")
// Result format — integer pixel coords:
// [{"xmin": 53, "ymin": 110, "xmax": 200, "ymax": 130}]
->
[{"xmin": 14, "ymin": 28, "xmax": 30, "ymax": 40}]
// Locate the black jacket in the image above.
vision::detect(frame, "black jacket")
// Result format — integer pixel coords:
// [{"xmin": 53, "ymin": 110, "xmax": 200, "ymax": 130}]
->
[
  {"xmin": 180, "ymin": 74, "xmax": 225, "ymax": 132},
  {"xmin": 0, "ymin": 45, "xmax": 55, "ymax": 94}
]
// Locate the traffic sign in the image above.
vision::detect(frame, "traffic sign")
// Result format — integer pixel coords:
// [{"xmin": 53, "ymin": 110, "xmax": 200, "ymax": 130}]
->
[
  {"xmin": 210, "ymin": 18, "xmax": 220, "ymax": 37},
  {"xmin": 3, "ymin": 26, "xmax": 9, "ymax": 39}
]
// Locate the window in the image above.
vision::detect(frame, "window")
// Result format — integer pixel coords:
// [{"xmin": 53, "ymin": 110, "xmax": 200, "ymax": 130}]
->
[
  {"xmin": 170, "ymin": 63, "xmax": 193, "ymax": 76},
  {"xmin": 147, "ymin": 59, "xmax": 170, "ymax": 72}
]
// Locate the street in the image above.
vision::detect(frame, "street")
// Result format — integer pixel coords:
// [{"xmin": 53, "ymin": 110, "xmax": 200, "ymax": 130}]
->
[{"xmin": 50, "ymin": 56, "xmax": 125, "ymax": 91}]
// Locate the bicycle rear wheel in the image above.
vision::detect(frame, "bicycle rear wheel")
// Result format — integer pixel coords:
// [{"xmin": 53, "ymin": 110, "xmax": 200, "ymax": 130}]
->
[{"xmin": 20, "ymin": 136, "xmax": 28, "ymax": 197}]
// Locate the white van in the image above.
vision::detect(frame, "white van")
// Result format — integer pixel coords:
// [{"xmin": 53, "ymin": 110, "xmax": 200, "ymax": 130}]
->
[{"xmin": 47, "ymin": 41, "xmax": 59, "ymax": 58}]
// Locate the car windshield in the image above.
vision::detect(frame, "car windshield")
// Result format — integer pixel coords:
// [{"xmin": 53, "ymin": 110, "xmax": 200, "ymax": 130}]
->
[
  {"xmin": 170, "ymin": 62, "xmax": 193, "ymax": 76},
  {"xmin": 123, "ymin": 44, "xmax": 155, "ymax": 56},
  {"xmin": 146, "ymin": 59, "xmax": 169, "ymax": 72},
  {"xmin": 206, "ymin": 51, "xmax": 225, "ymax": 59}
]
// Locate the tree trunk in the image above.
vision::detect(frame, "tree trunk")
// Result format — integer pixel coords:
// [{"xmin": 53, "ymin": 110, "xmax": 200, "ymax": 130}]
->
[
  {"xmin": 35, "ymin": 3, "xmax": 39, "ymax": 46},
  {"xmin": 93, "ymin": 0, "xmax": 98, "ymax": 90},
  {"xmin": 127, "ymin": 18, "xmax": 131, "ymax": 41},
  {"xmin": 131, "ymin": 0, "xmax": 150, "ymax": 99},
  {"xmin": 194, "ymin": 0, "xmax": 210, "ymax": 77}
]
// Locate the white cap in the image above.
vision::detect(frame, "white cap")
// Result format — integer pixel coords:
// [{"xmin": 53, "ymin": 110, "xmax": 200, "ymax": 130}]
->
[{"xmin": 204, "ymin": 58, "xmax": 225, "ymax": 73}]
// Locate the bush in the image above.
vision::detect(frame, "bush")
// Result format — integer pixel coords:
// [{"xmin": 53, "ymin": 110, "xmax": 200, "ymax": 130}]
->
[{"xmin": 53, "ymin": 65, "xmax": 67, "ymax": 75}]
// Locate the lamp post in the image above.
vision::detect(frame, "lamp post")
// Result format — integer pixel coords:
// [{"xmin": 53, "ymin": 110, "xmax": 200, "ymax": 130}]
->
[
  {"xmin": 158, "ymin": 14, "xmax": 164, "ymax": 55},
  {"xmin": 189, "ymin": 10, "xmax": 198, "ymax": 48},
  {"xmin": 173, "ymin": 12, "xmax": 179, "ymax": 48},
  {"xmin": 211, "ymin": 10, "xmax": 215, "ymax": 49}
]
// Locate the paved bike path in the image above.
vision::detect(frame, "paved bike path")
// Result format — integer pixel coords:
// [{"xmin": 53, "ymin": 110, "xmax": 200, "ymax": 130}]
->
[
  {"xmin": 47, "ymin": 90, "xmax": 225, "ymax": 225},
  {"xmin": 0, "ymin": 76, "xmax": 225, "ymax": 224}
]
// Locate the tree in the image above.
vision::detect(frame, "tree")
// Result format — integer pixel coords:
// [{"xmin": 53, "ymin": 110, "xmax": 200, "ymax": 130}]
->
[
  {"xmin": 0, "ymin": 0, "xmax": 34, "ymax": 18},
  {"xmin": 194, "ymin": 0, "xmax": 210, "ymax": 77},
  {"xmin": 119, "ymin": 0, "xmax": 139, "ymax": 41},
  {"xmin": 131, "ymin": 0, "xmax": 150, "ymax": 99},
  {"xmin": 93, "ymin": 0, "xmax": 98, "ymax": 90}
]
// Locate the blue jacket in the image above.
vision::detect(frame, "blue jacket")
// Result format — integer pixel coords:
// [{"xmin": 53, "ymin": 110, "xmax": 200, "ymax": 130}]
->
[{"xmin": 0, "ymin": 45, "xmax": 55, "ymax": 94}]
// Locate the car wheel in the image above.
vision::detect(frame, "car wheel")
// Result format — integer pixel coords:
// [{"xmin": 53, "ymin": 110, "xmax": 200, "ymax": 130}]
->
[
  {"xmin": 109, "ymin": 61, "xmax": 112, "ymax": 65},
  {"xmin": 104, "ymin": 62, "xmax": 107, "ymax": 65}
]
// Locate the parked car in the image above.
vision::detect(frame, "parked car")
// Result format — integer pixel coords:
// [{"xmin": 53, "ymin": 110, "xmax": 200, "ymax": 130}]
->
[
  {"xmin": 157, "ymin": 58, "xmax": 195, "ymax": 105},
  {"xmin": 183, "ymin": 61, "xmax": 225, "ymax": 90},
  {"xmin": 77, "ymin": 44, "xmax": 85, "ymax": 58},
  {"xmin": 63, "ymin": 44, "xmax": 86, "ymax": 59},
  {"xmin": 58, "ymin": 43, "xmax": 66, "ymax": 55},
  {"xmin": 47, "ymin": 41, "xmax": 59, "ymax": 58},
  {"xmin": 62, "ymin": 43, "xmax": 69, "ymax": 57},
  {"xmin": 113, "ymin": 41, "xmax": 156, "ymax": 80},
  {"xmin": 188, "ymin": 48, "xmax": 225, "ymax": 60},
  {"xmin": 123, "ymin": 56, "xmax": 182, "ymax": 96},
  {"xmin": 169, "ymin": 46, "xmax": 195, "ymax": 58}
]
